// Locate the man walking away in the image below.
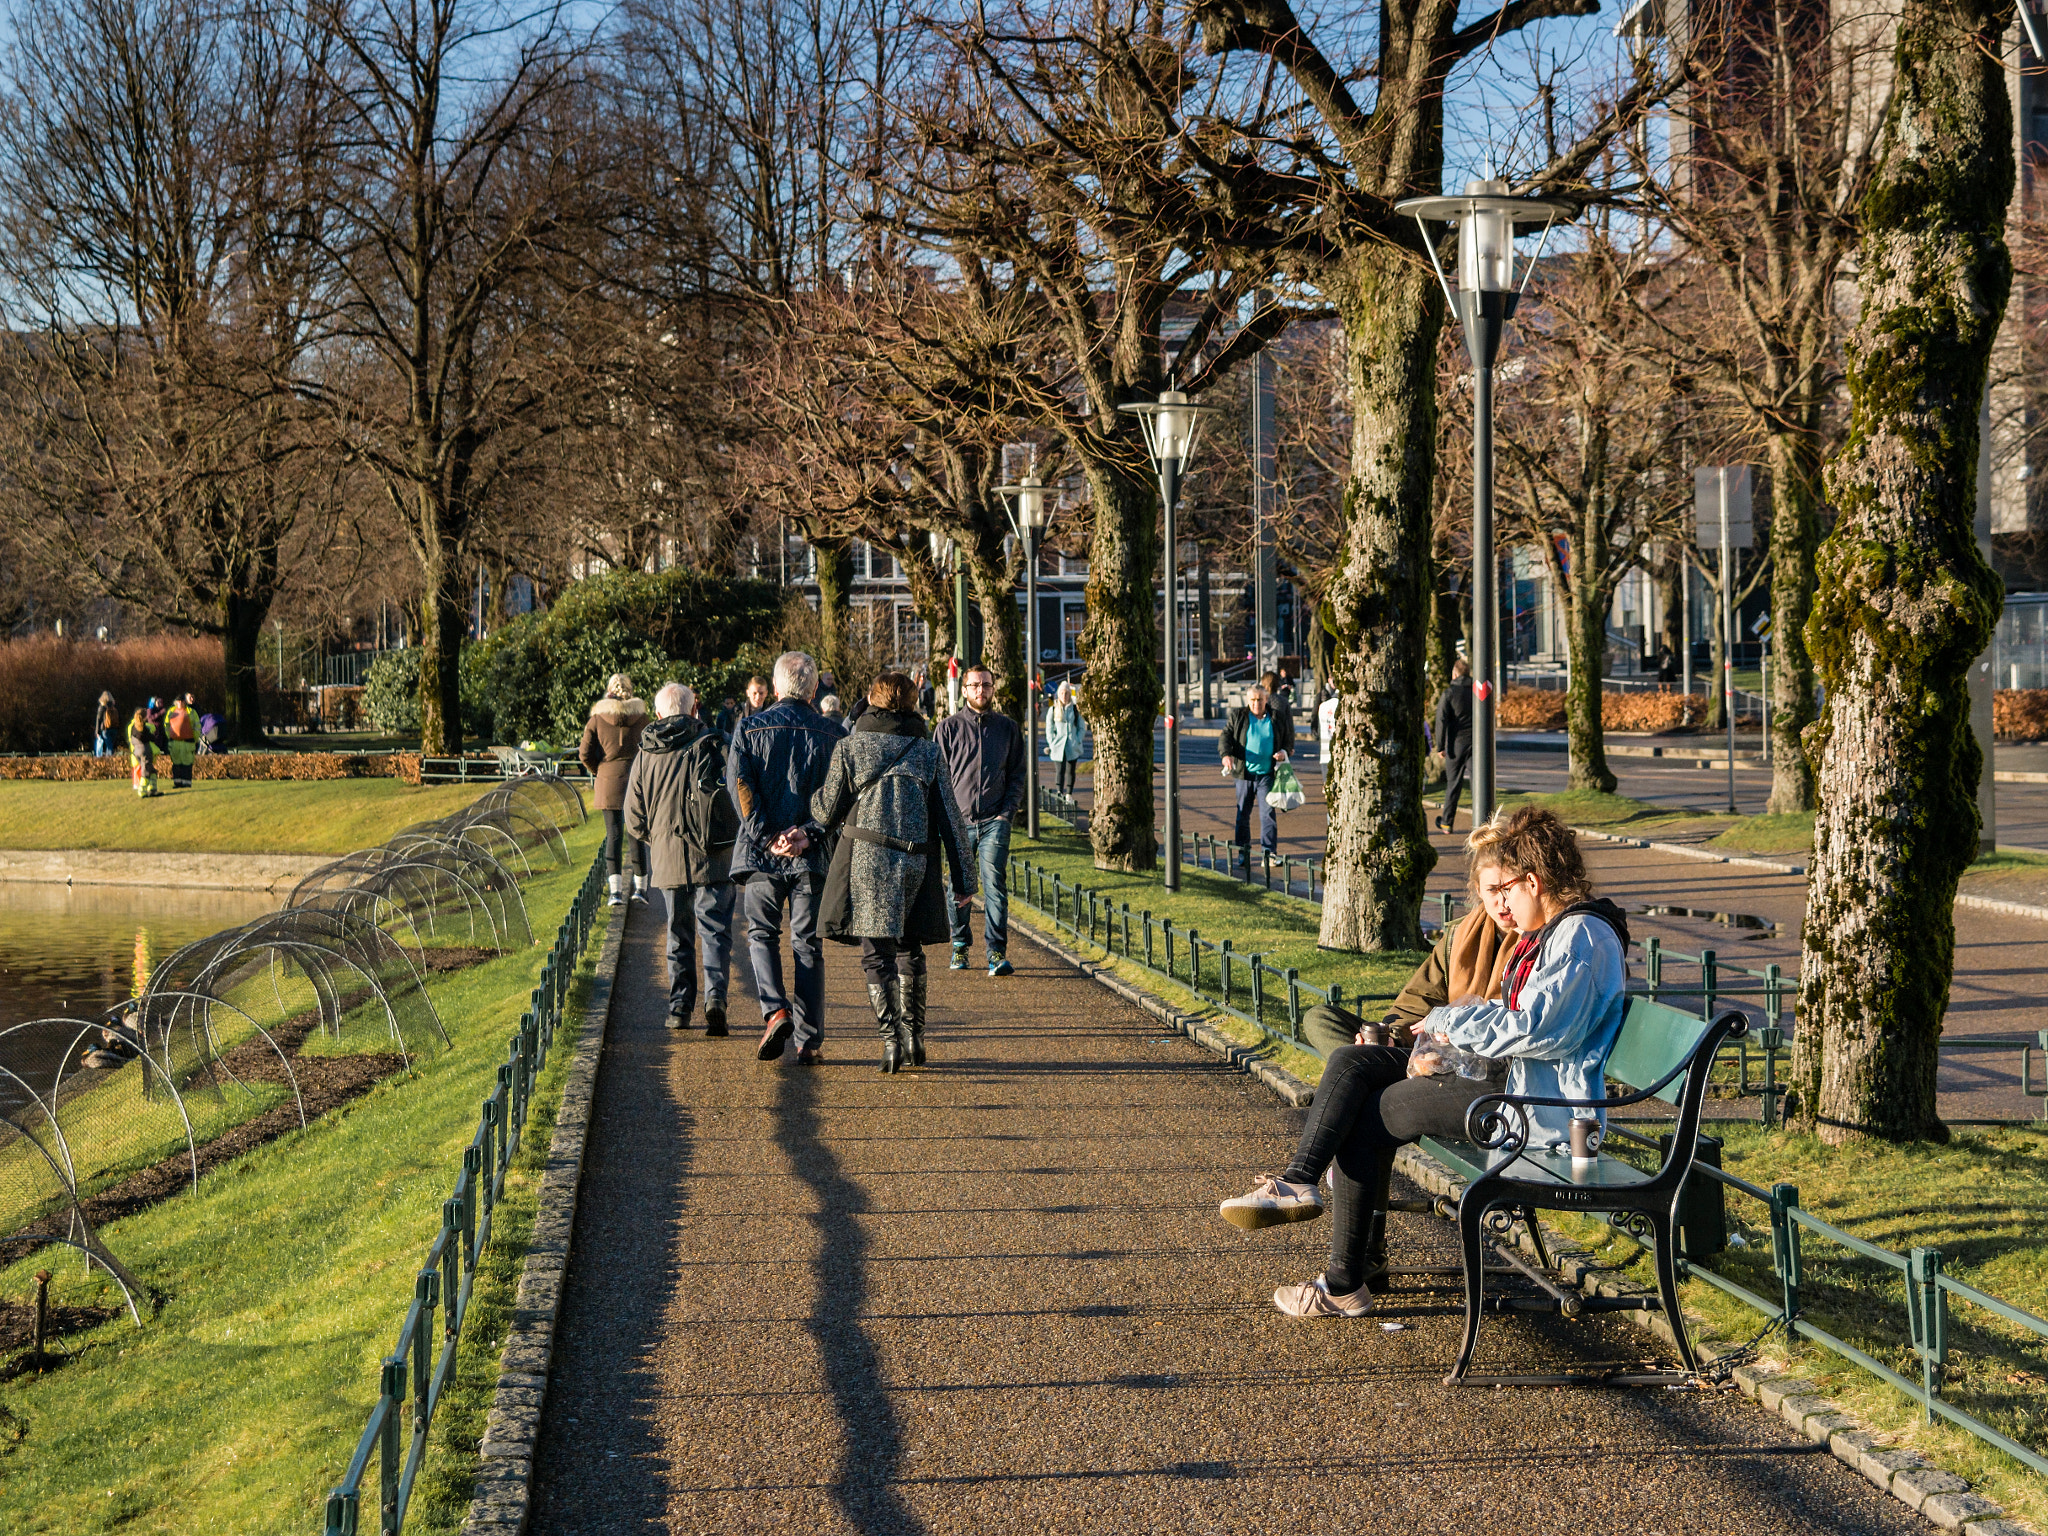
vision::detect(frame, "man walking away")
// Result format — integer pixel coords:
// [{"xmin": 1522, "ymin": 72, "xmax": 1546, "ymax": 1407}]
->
[
  {"xmin": 1221, "ymin": 684, "xmax": 1293, "ymax": 865},
  {"xmin": 728, "ymin": 651, "xmax": 843, "ymax": 1062},
  {"xmin": 934, "ymin": 664, "xmax": 1026, "ymax": 975},
  {"xmin": 626, "ymin": 683, "xmax": 739, "ymax": 1034},
  {"xmin": 93, "ymin": 692, "xmax": 118, "ymax": 757},
  {"xmin": 1434, "ymin": 658, "xmax": 1474, "ymax": 833},
  {"xmin": 164, "ymin": 694, "xmax": 198, "ymax": 788}
]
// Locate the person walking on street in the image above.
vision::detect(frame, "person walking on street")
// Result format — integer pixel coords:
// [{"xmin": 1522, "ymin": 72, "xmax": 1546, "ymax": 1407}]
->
[
  {"xmin": 1045, "ymin": 679, "xmax": 1085, "ymax": 795},
  {"xmin": 728, "ymin": 651, "xmax": 843, "ymax": 1062},
  {"xmin": 128, "ymin": 701, "xmax": 166, "ymax": 798},
  {"xmin": 164, "ymin": 693, "xmax": 199, "ymax": 788},
  {"xmin": 812, "ymin": 672, "xmax": 974, "ymax": 1072},
  {"xmin": 1434, "ymin": 658, "xmax": 1474, "ymax": 833},
  {"xmin": 625, "ymin": 683, "xmax": 738, "ymax": 1035},
  {"xmin": 1317, "ymin": 687, "xmax": 1337, "ymax": 764},
  {"xmin": 1222, "ymin": 683, "xmax": 1293, "ymax": 864},
  {"xmin": 93, "ymin": 692, "xmax": 118, "ymax": 757},
  {"xmin": 934, "ymin": 664, "xmax": 1026, "ymax": 975},
  {"xmin": 580, "ymin": 673, "xmax": 651, "ymax": 907}
]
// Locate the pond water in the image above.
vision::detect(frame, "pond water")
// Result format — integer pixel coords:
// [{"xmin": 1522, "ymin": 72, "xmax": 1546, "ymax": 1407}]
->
[{"xmin": 0, "ymin": 882, "xmax": 277, "ymax": 1030}]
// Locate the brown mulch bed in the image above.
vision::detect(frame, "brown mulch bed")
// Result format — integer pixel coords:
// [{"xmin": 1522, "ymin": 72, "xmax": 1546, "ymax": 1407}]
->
[
  {"xmin": 0, "ymin": 1297, "xmax": 123, "ymax": 1361},
  {"xmin": 417, "ymin": 946, "xmax": 498, "ymax": 974}
]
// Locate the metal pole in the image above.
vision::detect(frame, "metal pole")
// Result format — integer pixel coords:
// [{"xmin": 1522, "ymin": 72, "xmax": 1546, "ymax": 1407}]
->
[
  {"xmin": 1162, "ymin": 458, "xmax": 1182, "ymax": 891},
  {"xmin": 1463, "ymin": 290, "xmax": 1503, "ymax": 825},
  {"xmin": 1721, "ymin": 471, "xmax": 1737, "ymax": 813},
  {"xmin": 1681, "ymin": 555, "xmax": 1691, "ymax": 699},
  {"xmin": 1254, "ymin": 325, "xmax": 1278, "ymax": 681},
  {"xmin": 1025, "ymin": 526, "xmax": 1040, "ymax": 840}
]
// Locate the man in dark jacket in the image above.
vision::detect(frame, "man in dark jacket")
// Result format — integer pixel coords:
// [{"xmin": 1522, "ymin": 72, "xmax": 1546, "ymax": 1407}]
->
[
  {"xmin": 1221, "ymin": 683, "xmax": 1294, "ymax": 863},
  {"xmin": 934, "ymin": 664, "xmax": 1027, "ymax": 975},
  {"xmin": 728, "ymin": 651, "xmax": 845, "ymax": 1061},
  {"xmin": 625, "ymin": 683, "xmax": 736, "ymax": 1033},
  {"xmin": 1434, "ymin": 658, "xmax": 1474, "ymax": 833}
]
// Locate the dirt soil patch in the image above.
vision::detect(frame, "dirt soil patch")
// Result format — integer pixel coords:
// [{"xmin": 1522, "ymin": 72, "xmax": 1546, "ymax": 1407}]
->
[{"xmin": 0, "ymin": 1297, "xmax": 123, "ymax": 1361}]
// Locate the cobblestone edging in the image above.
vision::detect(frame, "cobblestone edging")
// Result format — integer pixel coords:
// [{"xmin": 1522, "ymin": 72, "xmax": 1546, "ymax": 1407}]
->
[
  {"xmin": 460, "ymin": 899, "xmax": 628, "ymax": 1536},
  {"xmin": 1013, "ymin": 913, "xmax": 2036, "ymax": 1536}
]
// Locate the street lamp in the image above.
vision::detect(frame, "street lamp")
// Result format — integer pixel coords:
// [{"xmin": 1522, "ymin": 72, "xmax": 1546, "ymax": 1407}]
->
[
  {"xmin": 1396, "ymin": 178, "xmax": 1576, "ymax": 828},
  {"xmin": 1119, "ymin": 387, "xmax": 1219, "ymax": 891},
  {"xmin": 996, "ymin": 468, "xmax": 1055, "ymax": 839}
]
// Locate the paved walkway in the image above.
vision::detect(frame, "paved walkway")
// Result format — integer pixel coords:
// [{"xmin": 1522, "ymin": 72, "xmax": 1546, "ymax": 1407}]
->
[{"xmin": 530, "ymin": 897, "xmax": 1924, "ymax": 1534}]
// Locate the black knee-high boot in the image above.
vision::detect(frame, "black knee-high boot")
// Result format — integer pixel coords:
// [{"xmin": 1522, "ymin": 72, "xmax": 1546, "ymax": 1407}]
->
[
  {"xmin": 870, "ymin": 982, "xmax": 903, "ymax": 1074},
  {"xmin": 900, "ymin": 970, "xmax": 928, "ymax": 1066}
]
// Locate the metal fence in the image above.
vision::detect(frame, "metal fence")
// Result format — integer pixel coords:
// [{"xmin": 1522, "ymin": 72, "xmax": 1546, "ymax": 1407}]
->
[{"xmin": 323, "ymin": 852, "xmax": 606, "ymax": 1536}]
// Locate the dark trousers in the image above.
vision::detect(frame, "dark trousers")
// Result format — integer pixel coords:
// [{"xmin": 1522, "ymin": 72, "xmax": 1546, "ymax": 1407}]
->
[
  {"xmin": 1440, "ymin": 748, "xmax": 1471, "ymax": 829},
  {"xmin": 661, "ymin": 883, "xmax": 735, "ymax": 1017},
  {"xmin": 859, "ymin": 936, "xmax": 928, "ymax": 984},
  {"xmin": 742, "ymin": 872, "xmax": 825, "ymax": 1047},
  {"xmin": 1233, "ymin": 771, "xmax": 1277, "ymax": 855},
  {"xmin": 600, "ymin": 809, "xmax": 648, "ymax": 878},
  {"xmin": 1283, "ymin": 1044, "xmax": 1495, "ymax": 1292},
  {"xmin": 1054, "ymin": 759, "xmax": 1077, "ymax": 793}
]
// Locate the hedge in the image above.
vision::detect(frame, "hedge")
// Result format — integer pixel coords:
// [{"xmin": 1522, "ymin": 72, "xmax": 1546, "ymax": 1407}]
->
[
  {"xmin": 1495, "ymin": 688, "xmax": 1707, "ymax": 732},
  {"xmin": 1995, "ymin": 690, "xmax": 2048, "ymax": 741},
  {"xmin": 0, "ymin": 752, "xmax": 404, "ymax": 782}
]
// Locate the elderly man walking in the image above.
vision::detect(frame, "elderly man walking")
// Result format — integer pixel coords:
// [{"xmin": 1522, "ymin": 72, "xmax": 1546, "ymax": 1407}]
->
[
  {"xmin": 934, "ymin": 664, "xmax": 1026, "ymax": 976},
  {"xmin": 728, "ymin": 651, "xmax": 844, "ymax": 1062},
  {"xmin": 1221, "ymin": 682, "xmax": 1293, "ymax": 866},
  {"xmin": 625, "ymin": 683, "xmax": 738, "ymax": 1034}
]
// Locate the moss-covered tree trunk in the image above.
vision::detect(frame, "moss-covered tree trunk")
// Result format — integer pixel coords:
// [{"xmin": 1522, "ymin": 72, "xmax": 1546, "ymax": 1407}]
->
[
  {"xmin": 1703, "ymin": 565, "xmax": 1728, "ymax": 733},
  {"xmin": 1563, "ymin": 545, "xmax": 1617, "ymax": 793},
  {"xmin": 965, "ymin": 539, "xmax": 1025, "ymax": 724},
  {"xmin": 1077, "ymin": 460, "xmax": 1160, "ymax": 871},
  {"xmin": 902, "ymin": 541, "xmax": 954, "ymax": 673},
  {"xmin": 811, "ymin": 535, "xmax": 858, "ymax": 688},
  {"xmin": 1766, "ymin": 425, "xmax": 1823, "ymax": 811},
  {"xmin": 1318, "ymin": 260, "xmax": 1440, "ymax": 951},
  {"xmin": 1425, "ymin": 551, "xmax": 1461, "ymax": 713},
  {"xmin": 1655, "ymin": 555, "xmax": 1683, "ymax": 672},
  {"xmin": 418, "ymin": 567, "xmax": 468, "ymax": 754},
  {"xmin": 1796, "ymin": 0, "xmax": 2012, "ymax": 1145}
]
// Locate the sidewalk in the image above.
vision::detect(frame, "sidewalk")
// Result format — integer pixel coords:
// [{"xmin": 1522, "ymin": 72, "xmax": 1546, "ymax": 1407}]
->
[{"xmin": 527, "ymin": 897, "xmax": 1923, "ymax": 1534}]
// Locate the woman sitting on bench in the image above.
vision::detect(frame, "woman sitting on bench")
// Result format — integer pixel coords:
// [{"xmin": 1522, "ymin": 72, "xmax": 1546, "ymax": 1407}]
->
[{"xmin": 1218, "ymin": 806, "xmax": 1630, "ymax": 1318}]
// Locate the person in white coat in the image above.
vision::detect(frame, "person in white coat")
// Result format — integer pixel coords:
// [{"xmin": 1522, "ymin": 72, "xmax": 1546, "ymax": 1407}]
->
[{"xmin": 1044, "ymin": 679, "xmax": 1086, "ymax": 795}]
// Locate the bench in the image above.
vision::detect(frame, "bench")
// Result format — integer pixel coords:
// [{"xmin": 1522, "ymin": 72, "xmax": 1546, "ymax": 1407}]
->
[{"xmin": 1415, "ymin": 998, "xmax": 1748, "ymax": 1388}]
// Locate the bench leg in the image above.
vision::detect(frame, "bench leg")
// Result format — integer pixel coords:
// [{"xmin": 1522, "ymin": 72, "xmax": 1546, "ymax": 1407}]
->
[
  {"xmin": 1447, "ymin": 1185, "xmax": 1495, "ymax": 1385},
  {"xmin": 1524, "ymin": 1206, "xmax": 1552, "ymax": 1271},
  {"xmin": 1649, "ymin": 1208, "xmax": 1702, "ymax": 1376}
]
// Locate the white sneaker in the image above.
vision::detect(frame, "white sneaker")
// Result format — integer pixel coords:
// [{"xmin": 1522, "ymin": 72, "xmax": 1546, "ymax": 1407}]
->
[
  {"xmin": 1219, "ymin": 1173, "xmax": 1323, "ymax": 1231},
  {"xmin": 1272, "ymin": 1274, "xmax": 1375, "ymax": 1318}
]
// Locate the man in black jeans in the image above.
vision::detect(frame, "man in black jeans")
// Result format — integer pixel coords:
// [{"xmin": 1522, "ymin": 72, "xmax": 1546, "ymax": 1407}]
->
[
  {"xmin": 1434, "ymin": 658, "xmax": 1473, "ymax": 833},
  {"xmin": 935, "ymin": 665, "xmax": 1026, "ymax": 975}
]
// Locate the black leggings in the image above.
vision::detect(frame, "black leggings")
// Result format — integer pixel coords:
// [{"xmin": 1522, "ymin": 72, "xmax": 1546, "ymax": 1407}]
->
[
  {"xmin": 1281, "ymin": 1044, "xmax": 1495, "ymax": 1292},
  {"xmin": 1055, "ymin": 759, "xmax": 1077, "ymax": 793},
  {"xmin": 859, "ymin": 936, "xmax": 928, "ymax": 984},
  {"xmin": 600, "ymin": 809, "xmax": 647, "ymax": 878}
]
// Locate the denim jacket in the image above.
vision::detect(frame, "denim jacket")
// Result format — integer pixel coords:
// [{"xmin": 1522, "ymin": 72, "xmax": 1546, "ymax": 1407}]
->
[{"xmin": 726, "ymin": 697, "xmax": 844, "ymax": 878}]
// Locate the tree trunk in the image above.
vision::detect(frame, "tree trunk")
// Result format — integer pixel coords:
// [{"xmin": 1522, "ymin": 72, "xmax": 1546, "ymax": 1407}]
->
[
  {"xmin": 811, "ymin": 535, "xmax": 857, "ymax": 688},
  {"xmin": 1796, "ymin": 0, "xmax": 2012, "ymax": 1145},
  {"xmin": 417, "ymin": 568, "xmax": 468, "ymax": 755},
  {"xmin": 1076, "ymin": 460, "xmax": 1159, "ymax": 871},
  {"xmin": 901, "ymin": 540, "xmax": 954, "ymax": 668},
  {"xmin": 220, "ymin": 592, "xmax": 270, "ymax": 747},
  {"xmin": 1703, "ymin": 568, "xmax": 1727, "ymax": 732},
  {"xmin": 967, "ymin": 544, "xmax": 1025, "ymax": 725},
  {"xmin": 1766, "ymin": 427, "xmax": 1823, "ymax": 811},
  {"xmin": 1318, "ymin": 261, "xmax": 1440, "ymax": 952},
  {"xmin": 1425, "ymin": 562, "xmax": 1460, "ymax": 712},
  {"xmin": 1565, "ymin": 567, "xmax": 1617, "ymax": 792},
  {"xmin": 1656, "ymin": 557, "xmax": 1683, "ymax": 671}
]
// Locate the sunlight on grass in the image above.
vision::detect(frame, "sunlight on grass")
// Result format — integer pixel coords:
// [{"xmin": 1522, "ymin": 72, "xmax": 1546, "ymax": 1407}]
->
[{"xmin": 0, "ymin": 779, "xmax": 492, "ymax": 856}]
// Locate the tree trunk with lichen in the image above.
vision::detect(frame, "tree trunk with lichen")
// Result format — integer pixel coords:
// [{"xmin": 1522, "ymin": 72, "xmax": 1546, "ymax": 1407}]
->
[
  {"xmin": 965, "ymin": 538, "xmax": 1026, "ymax": 725},
  {"xmin": 1317, "ymin": 260, "xmax": 1440, "ymax": 952},
  {"xmin": 901, "ymin": 541, "xmax": 954, "ymax": 672},
  {"xmin": 1077, "ymin": 460, "xmax": 1160, "ymax": 871},
  {"xmin": 1796, "ymin": 0, "xmax": 2012, "ymax": 1145},
  {"xmin": 1563, "ymin": 547, "xmax": 1617, "ymax": 794},
  {"xmin": 810, "ymin": 535, "xmax": 858, "ymax": 689},
  {"xmin": 1766, "ymin": 425, "xmax": 1823, "ymax": 811}
]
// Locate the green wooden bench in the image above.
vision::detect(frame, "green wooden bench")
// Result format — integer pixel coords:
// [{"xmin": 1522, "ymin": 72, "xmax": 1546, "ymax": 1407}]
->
[{"xmin": 1415, "ymin": 997, "xmax": 1748, "ymax": 1388}]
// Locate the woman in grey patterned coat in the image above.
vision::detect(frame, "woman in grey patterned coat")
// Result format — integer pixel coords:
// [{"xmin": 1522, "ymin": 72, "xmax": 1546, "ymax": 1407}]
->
[{"xmin": 812, "ymin": 672, "xmax": 976, "ymax": 1072}]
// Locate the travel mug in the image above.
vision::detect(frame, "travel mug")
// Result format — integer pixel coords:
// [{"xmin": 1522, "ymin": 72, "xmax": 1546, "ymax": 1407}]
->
[{"xmin": 1570, "ymin": 1117, "xmax": 1602, "ymax": 1161}]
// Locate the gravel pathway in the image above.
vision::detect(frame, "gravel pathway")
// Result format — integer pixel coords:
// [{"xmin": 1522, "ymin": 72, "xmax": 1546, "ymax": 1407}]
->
[{"xmin": 529, "ymin": 896, "xmax": 1926, "ymax": 1535}]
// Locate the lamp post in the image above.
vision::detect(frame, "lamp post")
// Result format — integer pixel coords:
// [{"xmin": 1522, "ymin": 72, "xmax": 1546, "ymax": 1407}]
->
[
  {"xmin": 996, "ymin": 469, "xmax": 1054, "ymax": 839},
  {"xmin": 1397, "ymin": 179, "xmax": 1574, "ymax": 827},
  {"xmin": 1119, "ymin": 388, "xmax": 1218, "ymax": 891}
]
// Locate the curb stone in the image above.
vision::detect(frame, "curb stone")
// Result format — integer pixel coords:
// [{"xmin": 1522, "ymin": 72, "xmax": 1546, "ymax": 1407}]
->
[
  {"xmin": 458, "ymin": 897, "xmax": 627, "ymax": 1536},
  {"xmin": 1015, "ymin": 895, "xmax": 2041, "ymax": 1536}
]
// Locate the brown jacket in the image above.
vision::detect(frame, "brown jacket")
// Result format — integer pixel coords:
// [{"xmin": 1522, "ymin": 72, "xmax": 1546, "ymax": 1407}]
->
[
  {"xmin": 578, "ymin": 696, "xmax": 649, "ymax": 810},
  {"xmin": 1380, "ymin": 907, "xmax": 1513, "ymax": 1045}
]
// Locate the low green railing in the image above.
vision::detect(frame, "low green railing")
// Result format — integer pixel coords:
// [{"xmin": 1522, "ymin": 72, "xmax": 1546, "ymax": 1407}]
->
[{"xmin": 324, "ymin": 852, "xmax": 607, "ymax": 1536}]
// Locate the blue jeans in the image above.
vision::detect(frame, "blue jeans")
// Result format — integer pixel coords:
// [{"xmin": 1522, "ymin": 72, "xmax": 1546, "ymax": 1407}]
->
[
  {"xmin": 94, "ymin": 730, "xmax": 117, "ymax": 758},
  {"xmin": 949, "ymin": 818, "xmax": 1012, "ymax": 956},
  {"xmin": 661, "ymin": 883, "xmax": 735, "ymax": 1018},
  {"xmin": 1234, "ymin": 772, "xmax": 1277, "ymax": 855},
  {"xmin": 741, "ymin": 873, "xmax": 825, "ymax": 1047}
]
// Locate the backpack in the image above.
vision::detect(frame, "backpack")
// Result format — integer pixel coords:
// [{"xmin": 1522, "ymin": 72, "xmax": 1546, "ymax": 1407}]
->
[{"xmin": 676, "ymin": 732, "xmax": 739, "ymax": 862}]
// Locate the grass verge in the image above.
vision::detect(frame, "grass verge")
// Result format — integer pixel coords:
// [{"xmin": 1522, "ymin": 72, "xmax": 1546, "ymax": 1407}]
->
[
  {"xmin": 0, "ymin": 779, "xmax": 492, "ymax": 855},
  {"xmin": 0, "ymin": 819, "xmax": 602, "ymax": 1533}
]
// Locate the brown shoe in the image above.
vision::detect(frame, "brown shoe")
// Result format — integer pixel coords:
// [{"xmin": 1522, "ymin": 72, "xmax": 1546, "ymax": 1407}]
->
[
  {"xmin": 756, "ymin": 1008, "xmax": 794, "ymax": 1061},
  {"xmin": 796, "ymin": 1045, "xmax": 824, "ymax": 1065}
]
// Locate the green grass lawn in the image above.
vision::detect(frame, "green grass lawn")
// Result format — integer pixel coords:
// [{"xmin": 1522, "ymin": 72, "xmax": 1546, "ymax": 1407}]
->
[
  {"xmin": 0, "ymin": 779, "xmax": 493, "ymax": 855},
  {"xmin": 0, "ymin": 819, "xmax": 602, "ymax": 1534}
]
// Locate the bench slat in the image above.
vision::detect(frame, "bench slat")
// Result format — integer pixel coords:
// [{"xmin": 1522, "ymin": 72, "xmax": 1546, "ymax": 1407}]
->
[{"xmin": 1605, "ymin": 998, "xmax": 1713, "ymax": 1104}]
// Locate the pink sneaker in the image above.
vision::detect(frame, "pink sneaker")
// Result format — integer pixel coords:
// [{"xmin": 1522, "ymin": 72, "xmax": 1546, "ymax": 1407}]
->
[
  {"xmin": 1219, "ymin": 1173, "xmax": 1323, "ymax": 1231},
  {"xmin": 1272, "ymin": 1275, "xmax": 1375, "ymax": 1318}
]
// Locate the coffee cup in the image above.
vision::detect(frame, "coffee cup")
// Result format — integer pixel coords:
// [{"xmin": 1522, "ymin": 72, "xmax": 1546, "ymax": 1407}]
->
[{"xmin": 1570, "ymin": 1117, "xmax": 1602, "ymax": 1161}]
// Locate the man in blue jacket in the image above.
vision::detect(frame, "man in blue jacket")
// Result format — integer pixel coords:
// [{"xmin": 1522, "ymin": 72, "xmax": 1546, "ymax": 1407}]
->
[{"xmin": 727, "ymin": 651, "xmax": 844, "ymax": 1062}]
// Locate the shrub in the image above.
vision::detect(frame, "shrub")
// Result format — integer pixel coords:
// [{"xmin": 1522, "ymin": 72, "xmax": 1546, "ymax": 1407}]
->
[
  {"xmin": 0, "ymin": 751, "xmax": 403, "ymax": 780},
  {"xmin": 539, "ymin": 567, "xmax": 786, "ymax": 665},
  {"xmin": 0, "ymin": 633, "xmax": 228, "ymax": 753},
  {"xmin": 362, "ymin": 649, "xmax": 422, "ymax": 733},
  {"xmin": 1494, "ymin": 687, "xmax": 1705, "ymax": 733},
  {"xmin": 544, "ymin": 621, "xmax": 672, "ymax": 743},
  {"xmin": 1995, "ymin": 689, "xmax": 2048, "ymax": 740}
]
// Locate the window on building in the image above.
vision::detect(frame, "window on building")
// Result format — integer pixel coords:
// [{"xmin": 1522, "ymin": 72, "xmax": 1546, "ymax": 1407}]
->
[{"xmin": 1062, "ymin": 604, "xmax": 1085, "ymax": 661}]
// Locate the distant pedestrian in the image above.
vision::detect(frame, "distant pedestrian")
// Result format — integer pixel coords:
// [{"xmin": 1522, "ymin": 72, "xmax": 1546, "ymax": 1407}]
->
[
  {"xmin": 934, "ymin": 664, "xmax": 1026, "ymax": 976},
  {"xmin": 198, "ymin": 712, "xmax": 221, "ymax": 754},
  {"xmin": 812, "ymin": 672, "xmax": 974, "ymax": 1073},
  {"xmin": 1222, "ymin": 683, "xmax": 1293, "ymax": 864},
  {"xmin": 579, "ymin": 673, "xmax": 651, "ymax": 907},
  {"xmin": 743, "ymin": 675, "xmax": 771, "ymax": 716},
  {"xmin": 624, "ymin": 683, "xmax": 738, "ymax": 1035},
  {"xmin": 164, "ymin": 693, "xmax": 198, "ymax": 788},
  {"xmin": 93, "ymin": 692, "xmax": 117, "ymax": 757},
  {"xmin": 128, "ymin": 702, "xmax": 166, "ymax": 798},
  {"xmin": 714, "ymin": 696, "xmax": 738, "ymax": 735},
  {"xmin": 1317, "ymin": 687, "xmax": 1338, "ymax": 762},
  {"xmin": 1046, "ymin": 679, "xmax": 1085, "ymax": 795},
  {"xmin": 916, "ymin": 668, "xmax": 935, "ymax": 720},
  {"xmin": 728, "ymin": 651, "xmax": 843, "ymax": 1063},
  {"xmin": 818, "ymin": 693, "xmax": 844, "ymax": 721},
  {"xmin": 1434, "ymin": 658, "xmax": 1474, "ymax": 833}
]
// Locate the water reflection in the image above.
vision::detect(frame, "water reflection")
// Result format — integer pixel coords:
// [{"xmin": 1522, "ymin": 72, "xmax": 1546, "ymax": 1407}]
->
[{"xmin": 0, "ymin": 883, "xmax": 277, "ymax": 1029}]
